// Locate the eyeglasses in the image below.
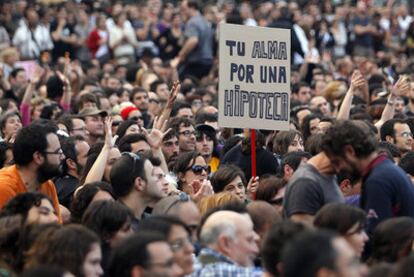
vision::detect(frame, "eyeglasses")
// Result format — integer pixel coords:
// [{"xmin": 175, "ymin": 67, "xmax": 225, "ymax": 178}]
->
[
  {"xmin": 398, "ymin": 132, "xmax": 413, "ymax": 138},
  {"xmin": 179, "ymin": 130, "xmax": 196, "ymax": 137},
  {"xmin": 71, "ymin": 127, "xmax": 87, "ymax": 132},
  {"xmin": 43, "ymin": 148, "xmax": 64, "ymax": 156},
  {"xmin": 186, "ymin": 165, "xmax": 210, "ymax": 175},
  {"xmin": 130, "ymin": 116, "xmax": 144, "ymax": 121},
  {"xmin": 122, "ymin": 152, "xmax": 141, "ymax": 170},
  {"xmin": 170, "ymin": 236, "xmax": 192, "ymax": 252},
  {"xmin": 149, "ymin": 98, "xmax": 160, "ymax": 104}
]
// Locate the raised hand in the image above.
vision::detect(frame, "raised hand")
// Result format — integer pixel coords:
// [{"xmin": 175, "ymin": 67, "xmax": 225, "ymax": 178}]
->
[
  {"xmin": 166, "ymin": 80, "xmax": 180, "ymax": 109},
  {"xmin": 350, "ymin": 70, "xmax": 366, "ymax": 92},
  {"xmin": 104, "ymin": 117, "xmax": 117, "ymax": 147}
]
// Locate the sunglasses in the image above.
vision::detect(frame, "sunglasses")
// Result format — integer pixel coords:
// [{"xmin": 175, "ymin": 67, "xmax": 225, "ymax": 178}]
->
[
  {"xmin": 112, "ymin": 121, "xmax": 123, "ymax": 127},
  {"xmin": 130, "ymin": 116, "xmax": 144, "ymax": 121},
  {"xmin": 187, "ymin": 165, "xmax": 210, "ymax": 175}
]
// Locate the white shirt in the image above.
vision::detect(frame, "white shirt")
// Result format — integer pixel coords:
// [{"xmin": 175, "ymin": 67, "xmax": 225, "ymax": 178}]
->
[{"xmin": 12, "ymin": 22, "xmax": 53, "ymax": 60}]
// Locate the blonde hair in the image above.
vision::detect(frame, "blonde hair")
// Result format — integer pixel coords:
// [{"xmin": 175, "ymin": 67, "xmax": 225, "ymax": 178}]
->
[{"xmin": 197, "ymin": 192, "xmax": 242, "ymax": 216}]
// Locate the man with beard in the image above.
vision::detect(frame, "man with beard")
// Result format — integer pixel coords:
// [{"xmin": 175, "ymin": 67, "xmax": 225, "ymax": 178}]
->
[
  {"xmin": 162, "ymin": 131, "xmax": 180, "ymax": 171},
  {"xmin": 53, "ymin": 135, "xmax": 90, "ymax": 208},
  {"xmin": 167, "ymin": 117, "xmax": 196, "ymax": 154},
  {"xmin": 322, "ymin": 120, "xmax": 414, "ymax": 235},
  {"xmin": 130, "ymin": 87, "xmax": 151, "ymax": 128},
  {"xmin": 283, "ymin": 151, "xmax": 344, "ymax": 226},
  {"xmin": 0, "ymin": 122, "xmax": 64, "ymax": 221}
]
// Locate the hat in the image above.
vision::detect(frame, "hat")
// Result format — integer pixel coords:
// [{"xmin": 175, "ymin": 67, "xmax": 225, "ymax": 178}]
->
[
  {"xmin": 195, "ymin": 124, "xmax": 216, "ymax": 138},
  {"xmin": 78, "ymin": 107, "xmax": 108, "ymax": 118},
  {"xmin": 120, "ymin": 106, "xmax": 138, "ymax": 120}
]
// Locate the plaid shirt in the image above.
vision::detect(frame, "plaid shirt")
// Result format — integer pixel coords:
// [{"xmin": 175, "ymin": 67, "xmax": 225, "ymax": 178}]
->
[{"xmin": 188, "ymin": 248, "xmax": 262, "ymax": 277}]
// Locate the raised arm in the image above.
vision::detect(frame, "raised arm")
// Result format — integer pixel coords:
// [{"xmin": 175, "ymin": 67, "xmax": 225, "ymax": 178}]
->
[
  {"xmin": 336, "ymin": 71, "xmax": 365, "ymax": 120},
  {"xmin": 155, "ymin": 80, "xmax": 180, "ymax": 132}
]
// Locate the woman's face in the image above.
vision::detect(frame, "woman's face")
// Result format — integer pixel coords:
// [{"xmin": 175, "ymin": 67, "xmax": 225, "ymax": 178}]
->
[
  {"xmin": 223, "ymin": 176, "xmax": 246, "ymax": 201},
  {"xmin": 82, "ymin": 243, "xmax": 103, "ymax": 277},
  {"xmin": 287, "ymin": 134, "xmax": 304, "ymax": 153},
  {"xmin": 344, "ymin": 224, "xmax": 369, "ymax": 257},
  {"xmin": 168, "ymin": 225, "xmax": 194, "ymax": 275},
  {"xmin": 2, "ymin": 115, "xmax": 22, "ymax": 138},
  {"xmin": 104, "ymin": 148, "xmax": 121, "ymax": 182},
  {"xmin": 110, "ymin": 220, "xmax": 133, "ymax": 248},
  {"xmin": 32, "ymin": 104, "xmax": 44, "ymax": 120},
  {"xmin": 181, "ymin": 156, "xmax": 208, "ymax": 194},
  {"xmin": 26, "ymin": 198, "xmax": 58, "ymax": 224}
]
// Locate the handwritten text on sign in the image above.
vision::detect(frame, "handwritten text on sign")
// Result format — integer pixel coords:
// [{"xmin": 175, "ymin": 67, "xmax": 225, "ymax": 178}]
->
[{"xmin": 219, "ymin": 24, "xmax": 291, "ymax": 131}]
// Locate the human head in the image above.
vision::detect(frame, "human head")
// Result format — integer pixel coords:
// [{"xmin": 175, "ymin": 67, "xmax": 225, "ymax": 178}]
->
[
  {"xmin": 130, "ymin": 87, "xmax": 149, "ymax": 111},
  {"xmin": 82, "ymin": 200, "xmax": 133, "ymax": 248},
  {"xmin": 60, "ymin": 136, "xmax": 90, "ymax": 178},
  {"xmin": 255, "ymin": 175, "xmax": 287, "ymax": 214},
  {"xmin": 116, "ymin": 119, "xmax": 141, "ymax": 140},
  {"xmin": 117, "ymin": 134, "xmax": 150, "ymax": 154},
  {"xmin": 302, "ymin": 113, "xmax": 322, "ymax": 142},
  {"xmin": 70, "ymin": 182, "xmax": 114, "ymax": 223},
  {"xmin": 380, "ymin": 119, "xmax": 413, "ymax": 153},
  {"xmin": 200, "ymin": 210, "xmax": 259, "ymax": 267},
  {"xmin": 173, "ymin": 151, "xmax": 208, "ymax": 193},
  {"xmin": 26, "ymin": 224, "xmax": 103, "ymax": 277},
  {"xmin": 162, "ymin": 131, "xmax": 180, "ymax": 168},
  {"xmin": 0, "ymin": 192, "xmax": 57, "ymax": 224},
  {"xmin": 150, "ymin": 80, "xmax": 169, "ymax": 102},
  {"xmin": 369, "ymin": 217, "xmax": 414, "ymax": 265},
  {"xmin": 0, "ymin": 111, "xmax": 22, "ymax": 140},
  {"xmin": 399, "ymin": 151, "xmax": 414, "ymax": 180},
  {"xmin": 0, "ymin": 141, "xmax": 13, "ymax": 168},
  {"xmin": 280, "ymin": 151, "xmax": 312, "ymax": 181},
  {"xmin": 272, "ymin": 130, "xmax": 304, "ymax": 156},
  {"xmin": 167, "ymin": 117, "xmax": 196, "ymax": 152},
  {"xmin": 261, "ymin": 220, "xmax": 306, "ymax": 277},
  {"xmin": 321, "ymin": 120, "xmax": 378, "ymax": 180},
  {"xmin": 197, "ymin": 192, "xmax": 242, "ymax": 217},
  {"xmin": 171, "ymin": 101, "xmax": 193, "ymax": 121},
  {"xmin": 210, "ymin": 164, "xmax": 247, "ymax": 201},
  {"xmin": 282, "ymin": 230, "xmax": 361, "ymax": 277},
  {"xmin": 292, "ymin": 82, "xmax": 311, "ymax": 105},
  {"xmin": 138, "ymin": 215, "xmax": 194, "ymax": 275},
  {"xmin": 314, "ymin": 203, "xmax": 368, "ymax": 257},
  {"xmin": 310, "ymin": 96, "xmax": 331, "ymax": 117},
  {"xmin": 79, "ymin": 108, "xmax": 107, "ymax": 141},
  {"xmin": 195, "ymin": 124, "xmax": 216, "ymax": 160},
  {"xmin": 108, "ymin": 231, "xmax": 182, "ymax": 277},
  {"xmin": 110, "ymin": 153, "xmax": 166, "ymax": 203},
  {"xmin": 13, "ymin": 122, "xmax": 65, "ymax": 183}
]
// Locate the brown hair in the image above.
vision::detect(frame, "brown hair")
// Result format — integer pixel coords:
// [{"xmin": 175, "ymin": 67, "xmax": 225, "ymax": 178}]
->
[{"xmin": 197, "ymin": 192, "xmax": 242, "ymax": 216}]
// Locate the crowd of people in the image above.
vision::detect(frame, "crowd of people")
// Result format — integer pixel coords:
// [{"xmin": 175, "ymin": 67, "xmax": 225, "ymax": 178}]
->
[{"xmin": 2, "ymin": 0, "xmax": 414, "ymax": 276}]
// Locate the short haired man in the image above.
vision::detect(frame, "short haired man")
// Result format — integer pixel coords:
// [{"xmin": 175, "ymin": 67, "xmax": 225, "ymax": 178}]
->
[
  {"xmin": 167, "ymin": 117, "xmax": 196, "ymax": 153},
  {"xmin": 130, "ymin": 87, "xmax": 151, "ymax": 128},
  {"xmin": 0, "ymin": 123, "xmax": 64, "ymax": 220},
  {"xmin": 162, "ymin": 131, "xmax": 180, "ymax": 170},
  {"xmin": 322, "ymin": 120, "xmax": 414, "ymax": 235},
  {"xmin": 109, "ymin": 231, "xmax": 183, "ymax": 277},
  {"xmin": 291, "ymin": 82, "xmax": 312, "ymax": 105},
  {"xmin": 79, "ymin": 107, "xmax": 107, "ymax": 146},
  {"xmin": 282, "ymin": 231, "xmax": 362, "ymax": 277},
  {"xmin": 53, "ymin": 135, "xmax": 90, "ymax": 208},
  {"xmin": 380, "ymin": 118, "xmax": 413, "ymax": 154},
  {"xmin": 110, "ymin": 153, "xmax": 167, "ymax": 230},
  {"xmin": 195, "ymin": 124, "xmax": 219, "ymax": 173},
  {"xmin": 399, "ymin": 151, "xmax": 414, "ymax": 183},
  {"xmin": 192, "ymin": 210, "xmax": 261, "ymax": 276},
  {"xmin": 150, "ymin": 80, "xmax": 170, "ymax": 103}
]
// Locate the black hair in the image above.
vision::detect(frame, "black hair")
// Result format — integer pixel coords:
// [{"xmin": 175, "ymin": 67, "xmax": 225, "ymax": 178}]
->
[
  {"xmin": 82, "ymin": 200, "xmax": 133, "ymax": 243},
  {"xmin": 137, "ymin": 215, "xmax": 190, "ymax": 238},
  {"xmin": 281, "ymin": 151, "xmax": 312, "ymax": 175},
  {"xmin": 282, "ymin": 230, "xmax": 339, "ymax": 277},
  {"xmin": 116, "ymin": 119, "xmax": 139, "ymax": 140},
  {"xmin": 210, "ymin": 164, "xmax": 246, "ymax": 193},
  {"xmin": 109, "ymin": 153, "xmax": 148, "ymax": 198},
  {"xmin": 108, "ymin": 231, "xmax": 166, "ymax": 277},
  {"xmin": 380, "ymin": 118, "xmax": 407, "ymax": 141},
  {"xmin": 0, "ymin": 192, "xmax": 52, "ymax": 222},
  {"xmin": 321, "ymin": 120, "xmax": 378, "ymax": 159},
  {"xmin": 172, "ymin": 151, "xmax": 202, "ymax": 190},
  {"xmin": 171, "ymin": 101, "xmax": 192, "ymax": 118},
  {"xmin": 0, "ymin": 141, "xmax": 13, "ymax": 168},
  {"xmin": 117, "ymin": 134, "xmax": 148, "ymax": 153},
  {"xmin": 399, "ymin": 151, "xmax": 414, "ymax": 176},
  {"xmin": 314, "ymin": 203, "xmax": 367, "ymax": 235},
  {"xmin": 261, "ymin": 220, "xmax": 306, "ymax": 276},
  {"xmin": 149, "ymin": 80, "xmax": 166, "ymax": 94},
  {"xmin": 13, "ymin": 123, "xmax": 58, "ymax": 166},
  {"xmin": 70, "ymin": 181, "xmax": 114, "ymax": 223}
]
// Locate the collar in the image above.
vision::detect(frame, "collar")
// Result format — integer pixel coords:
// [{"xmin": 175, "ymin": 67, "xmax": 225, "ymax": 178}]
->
[
  {"xmin": 362, "ymin": 153, "xmax": 387, "ymax": 180},
  {"xmin": 198, "ymin": 248, "xmax": 237, "ymax": 265}
]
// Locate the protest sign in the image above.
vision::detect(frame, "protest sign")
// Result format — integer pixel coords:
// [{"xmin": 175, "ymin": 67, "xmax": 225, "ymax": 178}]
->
[{"xmin": 218, "ymin": 23, "xmax": 291, "ymax": 131}]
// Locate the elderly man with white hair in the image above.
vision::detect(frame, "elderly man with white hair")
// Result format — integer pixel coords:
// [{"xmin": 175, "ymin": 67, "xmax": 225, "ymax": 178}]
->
[{"xmin": 190, "ymin": 210, "xmax": 261, "ymax": 276}]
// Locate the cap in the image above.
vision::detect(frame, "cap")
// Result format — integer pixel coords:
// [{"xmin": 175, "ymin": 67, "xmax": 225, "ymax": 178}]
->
[
  {"xmin": 195, "ymin": 124, "xmax": 216, "ymax": 138},
  {"xmin": 120, "ymin": 106, "xmax": 138, "ymax": 120},
  {"xmin": 78, "ymin": 107, "xmax": 108, "ymax": 118}
]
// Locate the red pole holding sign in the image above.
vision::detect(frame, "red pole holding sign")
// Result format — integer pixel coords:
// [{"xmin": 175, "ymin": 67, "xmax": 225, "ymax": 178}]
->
[{"xmin": 251, "ymin": 129, "xmax": 257, "ymax": 200}]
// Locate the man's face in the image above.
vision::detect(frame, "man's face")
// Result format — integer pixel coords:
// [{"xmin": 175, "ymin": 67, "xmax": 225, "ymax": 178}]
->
[
  {"xmin": 178, "ymin": 124, "xmax": 196, "ymax": 152},
  {"xmin": 84, "ymin": 115, "xmax": 104, "ymax": 138},
  {"xmin": 156, "ymin": 83, "xmax": 170, "ymax": 102},
  {"xmin": 144, "ymin": 160, "xmax": 167, "ymax": 201},
  {"xmin": 75, "ymin": 140, "xmax": 90, "ymax": 176},
  {"xmin": 133, "ymin": 91, "xmax": 149, "ymax": 111},
  {"xmin": 37, "ymin": 133, "xmax": 65, "ymax": 183},
  {"xmin": 195, "ymin": 132, "xmax": 213, "ymax": 158},
  {"xmin": 106, "ymin": 77, "xmax": 121, "ymax": 90},
  {"xmin": 395, "ymin": 98, "xmax": 405, "ymax": 114},
  {"xmin": 295, "ymin": 86, "xmax": 311, "ymax": 104},
  {"xmin": 328, "ymin": 151, "xmax": 362, "ymax": 182},
  {"xmin": 162, "ymin": 136, "xmax": 180, "ymax": 163},
  {"xmin": 393, "ymin": 123, "xmax": 413, "ymax": 153},
  {"xmin": 153, "ymin": 166, "xmax": 169, "ymax": 195},
  {"xmin": 333, "ymin": 237, "xmax": 362, "ymax": 277},
  {"xmin": 146, "ymin": 241, "xmax": 183, "ymax": 277},
  {"xmin": 71, "ymin": 118, "xmax": 89, "ymax": 140},
  {"xmin": 228, "ymin": 214, "xmax": 259, "ymax": 267},
  {"xmin": 177, "ymin": 108, "xmax": 193, "ymax": 121},
  {"xmin": 131, "ymin": 140, "xmax": 151, "ymax": 154},
  {"xmin": 310, "ymin": 96, "xmax": 331, "ymax": 116},
  {"xmin": 12, "ymin": 70, "xmax": 28, "ymax": 88}
]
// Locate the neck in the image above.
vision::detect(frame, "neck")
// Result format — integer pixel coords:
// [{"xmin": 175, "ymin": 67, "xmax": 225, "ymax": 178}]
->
[
  {"xmin": 16, "ymin": 165, "xmax": 41, "ymax": 191},
  {"xmin": 308, "ymin": 152, "xmax": 335, "ymax": 175},
  {"xmin": 68, "ymin": 169, "xmax": 79, "ymax": 179},
  {"xmin": 87, "ymin": 135, "xmax": 101, "ymax": 146},
  {"xmin": 203, "ymin": 154, "xmax": 212, "ymax": 163},
  {"xmin": 262, "ymin": 272, "xmax": 275, "ymax": 277},
  {"xmin": 120, "ymin": 193, "xmax": 147, "ymax": 219},
  {"xmin": 359, "ymin": 152, "xmax": 379, "ymax": 173}
]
